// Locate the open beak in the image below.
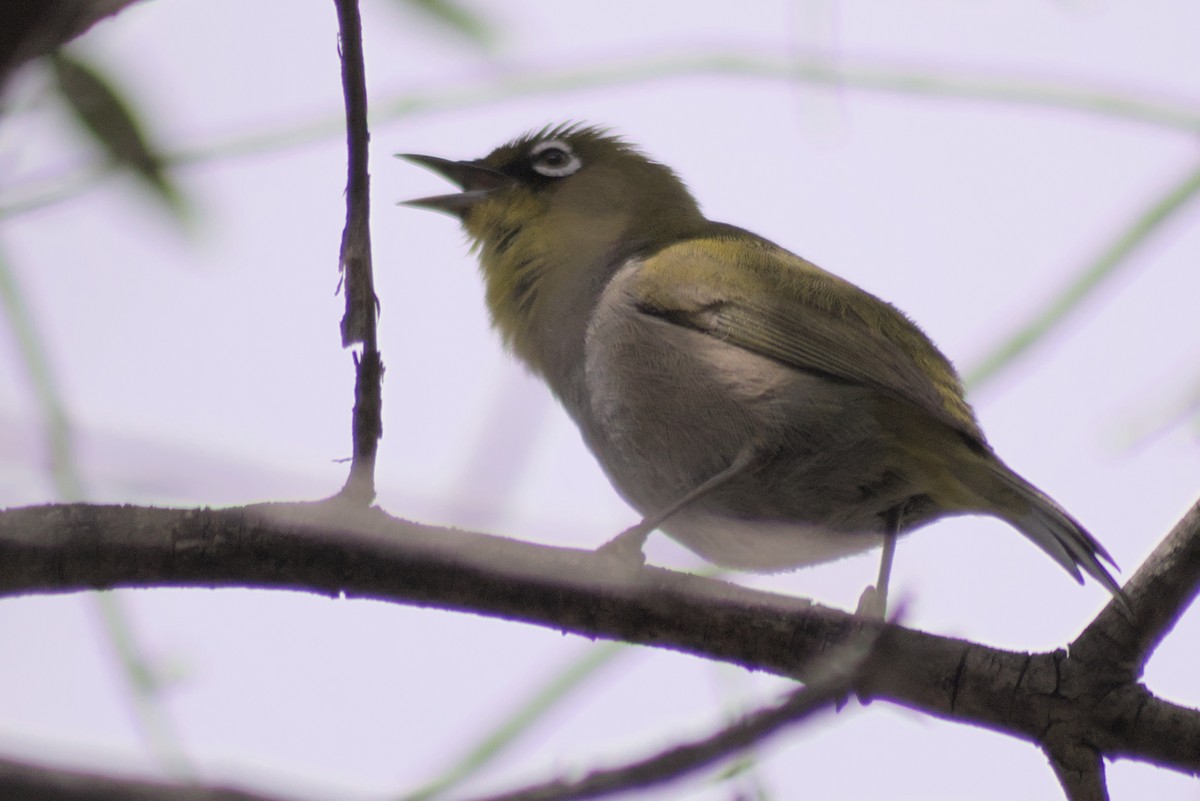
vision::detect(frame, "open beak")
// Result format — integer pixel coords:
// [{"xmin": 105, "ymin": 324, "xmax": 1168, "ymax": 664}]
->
[{"xmin": 397, "ymin": 154, "xmax": 513, "ymax": 216}]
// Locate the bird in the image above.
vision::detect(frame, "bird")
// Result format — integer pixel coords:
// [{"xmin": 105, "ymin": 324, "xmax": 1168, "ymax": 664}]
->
[{"xmin": 399, "ymin": 122, "xmax": 1123, "ymax": 614}]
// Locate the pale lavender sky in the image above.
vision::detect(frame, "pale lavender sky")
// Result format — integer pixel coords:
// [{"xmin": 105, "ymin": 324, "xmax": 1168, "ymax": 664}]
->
[{"xmin": 2, "ymin": 2, "xmax": 1199, "ymax": 799}]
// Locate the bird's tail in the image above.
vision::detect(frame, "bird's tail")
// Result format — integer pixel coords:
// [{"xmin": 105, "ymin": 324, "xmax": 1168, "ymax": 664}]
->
[{"xmin": 959, "ymin": 458, "xmax": 1127, "ymax": 607}]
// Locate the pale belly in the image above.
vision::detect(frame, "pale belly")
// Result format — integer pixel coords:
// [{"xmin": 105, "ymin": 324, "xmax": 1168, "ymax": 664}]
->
[
  {"xmin": 579, "ymin": 266, "xmax": 934, "ymax": 572},
  {"xmin": 662, "ymin": 508, "xmax": 886, "ymax": 571}
]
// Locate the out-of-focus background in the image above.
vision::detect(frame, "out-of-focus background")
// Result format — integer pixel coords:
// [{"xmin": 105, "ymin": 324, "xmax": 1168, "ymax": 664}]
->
[{"xmin": 2, "ymin": 1, "xmax": 1198, "ymax": 799}]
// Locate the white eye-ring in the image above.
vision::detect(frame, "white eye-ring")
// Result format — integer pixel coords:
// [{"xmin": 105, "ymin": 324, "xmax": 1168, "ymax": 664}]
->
[{"xmin": 529, "ymin": 139, "xmax": 582, "ymax": 177}]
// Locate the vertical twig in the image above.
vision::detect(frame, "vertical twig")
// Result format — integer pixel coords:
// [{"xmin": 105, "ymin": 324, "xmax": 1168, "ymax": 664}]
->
[{"xmin": 333, "ymin": 0, "xmax": 382, "ymax": 504}]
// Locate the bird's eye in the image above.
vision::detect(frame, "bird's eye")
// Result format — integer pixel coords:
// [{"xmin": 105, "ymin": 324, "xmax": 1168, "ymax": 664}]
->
[{"xmin": 529, "ymin": 139, "xmax": 582, "ymax": 178}]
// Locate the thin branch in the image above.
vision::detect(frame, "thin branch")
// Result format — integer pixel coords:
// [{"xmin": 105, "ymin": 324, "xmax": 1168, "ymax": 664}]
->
[
  {"xmin": 472, "ymin": 690, "xmax": 833, "ymax": 801},
  {"xmin": 332, "ymin": 0, "xmax": 382, "ymax": 504},
  {"xmin": 1071, "ymin": 497, "xmax": 1200, "ymax": 675},
  {"xmin": 400, "ymin": 643, "xmax": 626, "ymax": 801},
  {"xmin": 1, "ymin": 501, "xmax": 1198, "ymax": 777},
  {"xmin": 467, "ymin": 648, "xmax": 868, "ymax": 801}
]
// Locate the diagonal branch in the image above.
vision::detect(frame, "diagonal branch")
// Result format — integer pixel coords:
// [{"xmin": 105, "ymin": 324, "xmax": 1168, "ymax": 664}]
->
[
  {"xmin": 466, "ymin": 624, "xmax": 882, "ymax": 801},
  {"xmin": 470, "ymin": 688, "xmax": 834, "ymax": 801},
  {"xmin": 1071, "ymin": 497, "xmax": 1200, "ymax": 674}
]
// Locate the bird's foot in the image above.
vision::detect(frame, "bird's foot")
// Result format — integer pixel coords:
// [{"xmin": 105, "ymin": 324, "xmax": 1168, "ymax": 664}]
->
[
  {"xmin": 856, "ymin": 584, "xmax": 886, "ymax": 621},
  {"xmin": 596, "ymin": 520, "xmax": 652, "ymax": 567}
]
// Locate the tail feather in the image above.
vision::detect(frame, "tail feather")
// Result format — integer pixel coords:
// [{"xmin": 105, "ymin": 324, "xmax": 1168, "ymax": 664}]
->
[{"xmin": 967, "ymin": 461, "xmax": 1127, "ymax": 608}]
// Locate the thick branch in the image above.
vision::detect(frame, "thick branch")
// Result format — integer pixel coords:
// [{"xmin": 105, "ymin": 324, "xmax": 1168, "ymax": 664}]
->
[
  {"xmin": 0, "ymin": 755, "xmax": 279, "ymax": 801},
  {"xmin": 1072, "ymin": 498, "xmax": 1200, "ymax": 673},
  {"xmin": 1046, "ymin": 738, "xmax": 1108, "ymax": 801},
  {"xmin": 1, "ymin": 501, "xmax": 1198, "ymax": 780},
  {"xmin": 0, "ymin": 0, "xmax": 144, "ymax": 87}
]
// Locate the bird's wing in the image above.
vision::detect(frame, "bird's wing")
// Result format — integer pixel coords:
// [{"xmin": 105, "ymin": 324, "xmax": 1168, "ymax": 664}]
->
[{"xmin": 629, "ymin": 231, "xmax": 984, "ymax": 441}]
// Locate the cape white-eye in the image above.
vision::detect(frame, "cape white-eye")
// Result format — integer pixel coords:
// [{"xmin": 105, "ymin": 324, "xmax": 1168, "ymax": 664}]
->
[{"xmin": 400, "ymin": 123, "xmax": 1123, "ymax": 613}]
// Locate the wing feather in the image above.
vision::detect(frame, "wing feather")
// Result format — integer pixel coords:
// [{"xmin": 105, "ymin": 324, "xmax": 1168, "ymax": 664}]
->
[{"xmin": 629, "ymin": 230, "xmax": 984, "ymax": 442}]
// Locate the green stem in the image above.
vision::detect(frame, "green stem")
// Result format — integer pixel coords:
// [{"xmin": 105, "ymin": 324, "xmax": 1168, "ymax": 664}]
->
[
  {"xmin": 372, "ymin": 52, "xmax": 1200, "ymax": 135},
  {"xmin": 399, "ymin": 643, "xmax": 625, "ymax": 801},
  {"xmin": 0, "ymin": 245, "xmax": 193, "ymax": 777},
  {"xmin": 964, "ymin": 159, "xmax": 1200, "ymax": 390},
  {"xmin": 6, "ymin": 49, "xmax": 1199, "ymax": 219}
]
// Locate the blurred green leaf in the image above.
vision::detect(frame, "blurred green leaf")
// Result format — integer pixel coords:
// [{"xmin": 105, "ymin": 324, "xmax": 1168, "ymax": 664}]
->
[
  {"xmin": 49, "ymin": 50, "xmax": 189, "ymax": 224},
  {"xmin": 395, "ymin": 0, "xmax": 494, "ymax": 49}
]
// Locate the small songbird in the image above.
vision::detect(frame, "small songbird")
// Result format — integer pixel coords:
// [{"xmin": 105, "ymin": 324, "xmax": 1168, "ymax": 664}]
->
[{"xmin": 400, "ymin": 123, "xmax": 1122, "ymax": 613}]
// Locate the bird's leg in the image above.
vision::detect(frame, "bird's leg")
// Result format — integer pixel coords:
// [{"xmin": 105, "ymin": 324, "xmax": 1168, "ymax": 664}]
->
[
  {"xmin": 856, "ymin": 507, "xmax": 902, "ymax": 620},
  {"xmin": 597, "ymin": 444, "xmax": 759, "ymax": 564}
]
